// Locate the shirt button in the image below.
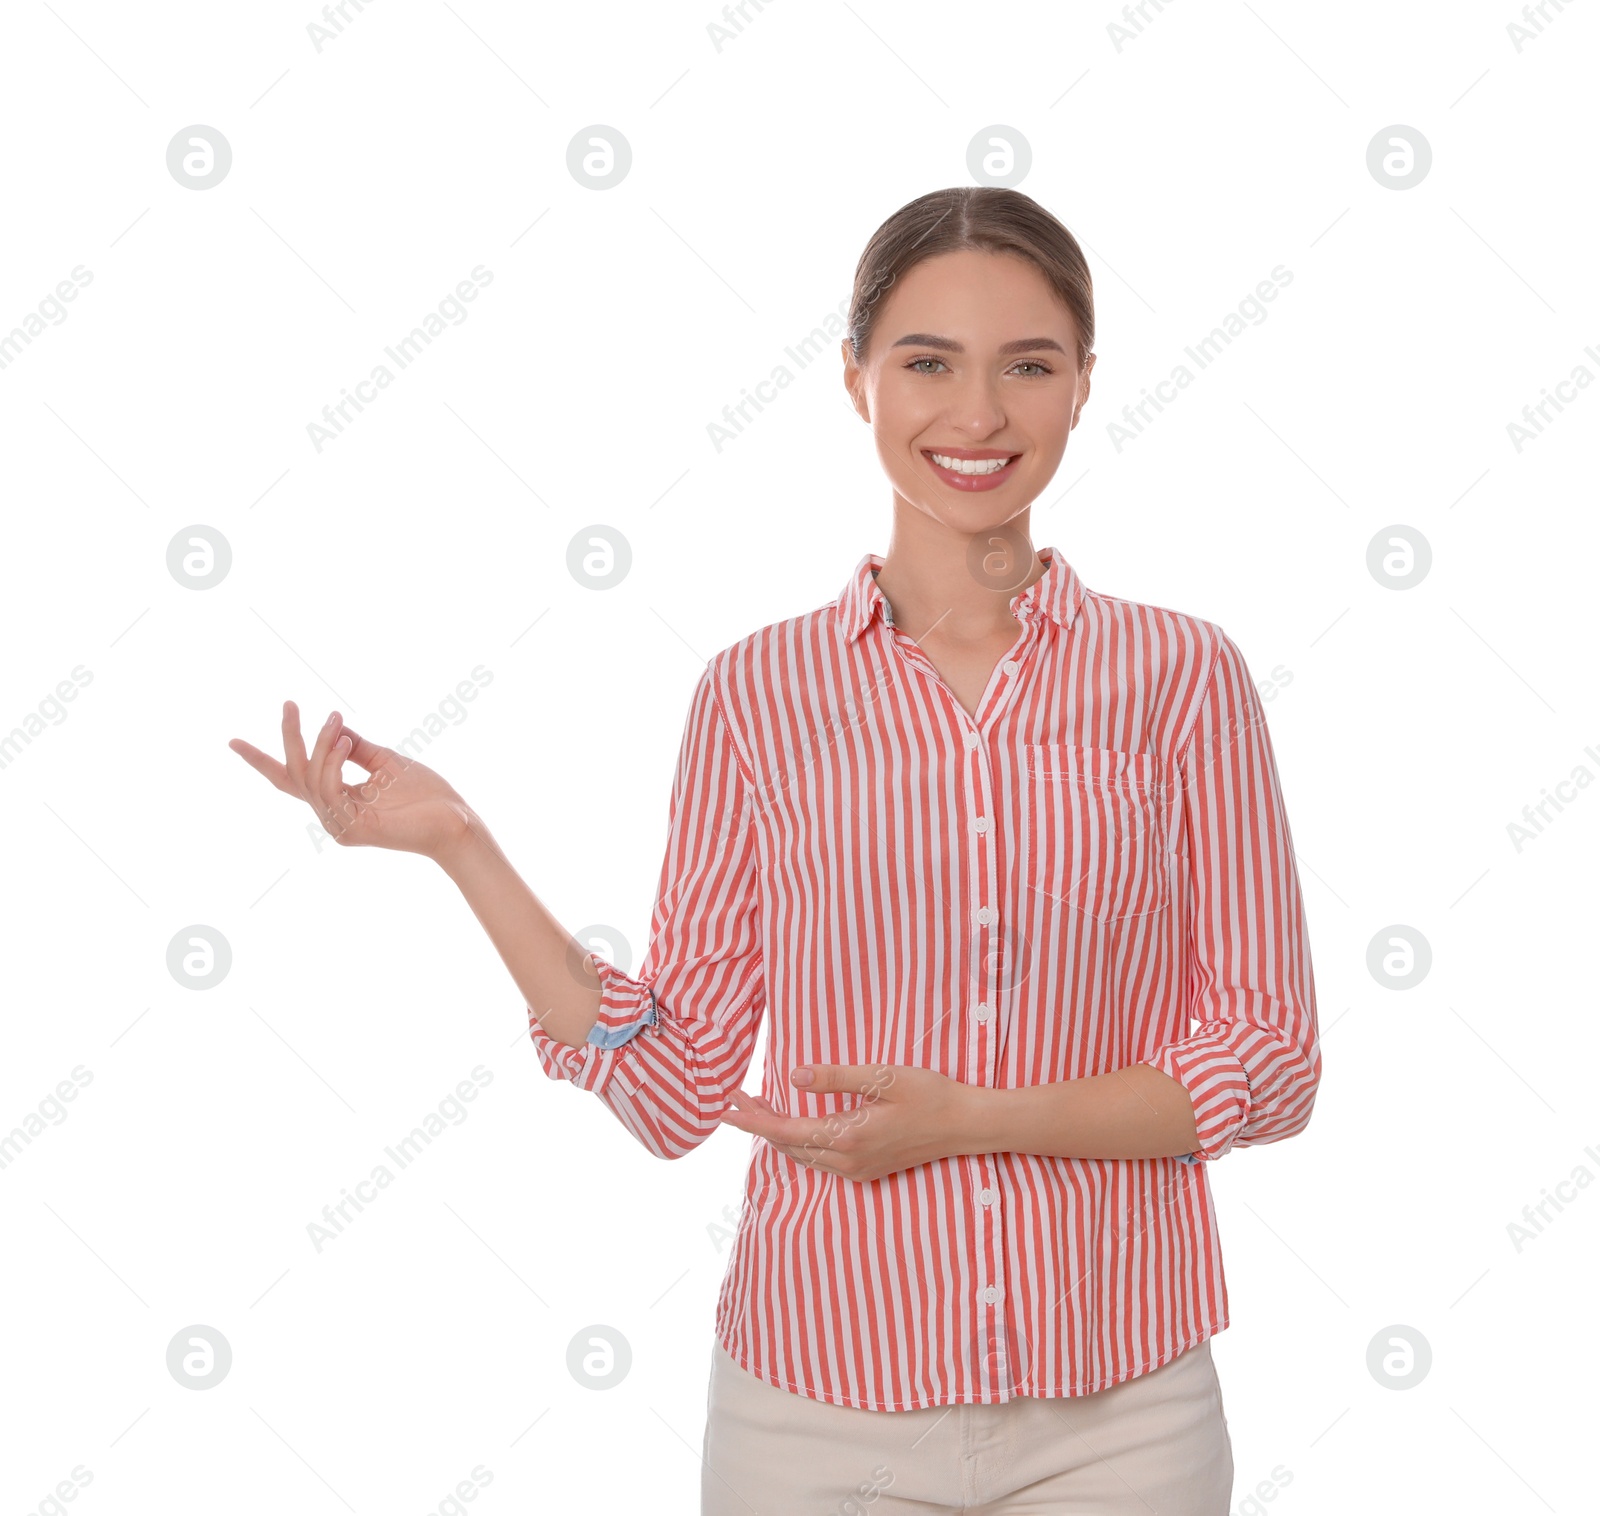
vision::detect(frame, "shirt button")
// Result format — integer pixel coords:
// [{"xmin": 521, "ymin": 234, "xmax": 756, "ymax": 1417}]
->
[
  {"xmin": 1000, "ymin": 659, "xmax": 1019, "ymax": 676},
  {"xmin": 974, "ymin": 816, "xmax": 990, "ymax": 834},
  {"xmin": 982, "ymin": 1285, "xmax": 1001, "ymax": 1305},
  {"xmin": 965, "ymin": 730, "xmax": 981, "ymax": 749},
  {"xmin": 979, "ymin": 1188, "xmax": 996, "ymax": 1206},
  {"xmin": 975, "ymin": 906, "xmax": 996, "ymax": 927},
  {"xmin": 975, "ymin": 1003, "xmax": 993, "ymax": 1024}
]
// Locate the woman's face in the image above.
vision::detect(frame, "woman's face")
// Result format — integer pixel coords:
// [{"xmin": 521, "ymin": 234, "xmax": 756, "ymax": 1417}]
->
[{"xmin": 842, "ymin": 247, "xmax": 1093, "ymax": 536}]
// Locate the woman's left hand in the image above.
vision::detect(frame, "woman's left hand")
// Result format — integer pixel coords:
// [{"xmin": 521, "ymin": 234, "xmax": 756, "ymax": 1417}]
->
[{"xmin": 718, "ymin": 1064, "xmax": 985, "ymax": 1183}]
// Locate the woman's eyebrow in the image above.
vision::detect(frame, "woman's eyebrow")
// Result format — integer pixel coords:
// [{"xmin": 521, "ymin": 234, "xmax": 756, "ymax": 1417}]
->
[{"xmin": 889, "ymin": 333, "xmax": 1069, "ymax": 356}]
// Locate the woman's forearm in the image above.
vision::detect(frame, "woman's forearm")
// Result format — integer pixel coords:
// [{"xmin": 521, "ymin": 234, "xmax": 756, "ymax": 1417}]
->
[
  {"xmin": 433, "ymin": 810, "xmax": 602, "ymax": 1051},
  {"xmin": 959, "ymin": 1064, "xmax": 1200, "ymax": 1162}
]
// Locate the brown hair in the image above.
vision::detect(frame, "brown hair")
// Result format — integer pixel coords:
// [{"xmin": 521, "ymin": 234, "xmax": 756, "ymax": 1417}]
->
[{"xmin": 846, "ymin": 187, "xmax": 1095, "ymax": 371}]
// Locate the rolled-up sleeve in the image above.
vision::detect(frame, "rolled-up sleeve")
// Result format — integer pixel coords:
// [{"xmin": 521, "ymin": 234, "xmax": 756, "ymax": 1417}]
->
[
  {"xmin": 527, "ymin": 660, "xmax": 765, "ymax": 1160},
  {"xmin": 1147, "ymin": 630, "xmax": 1321, "ymax": 1165}
]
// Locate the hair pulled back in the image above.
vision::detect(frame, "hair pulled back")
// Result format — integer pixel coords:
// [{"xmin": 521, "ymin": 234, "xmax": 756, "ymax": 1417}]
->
[{"xmin": 847, "ymin": 187, "xmax": 1095, "ymax": 371}]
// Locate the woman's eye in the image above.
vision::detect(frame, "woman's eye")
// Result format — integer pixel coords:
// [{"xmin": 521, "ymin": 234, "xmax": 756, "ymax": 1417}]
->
[{"xmin": 906, "ymin": 357, "xmax": 1053, "ymax": 376}]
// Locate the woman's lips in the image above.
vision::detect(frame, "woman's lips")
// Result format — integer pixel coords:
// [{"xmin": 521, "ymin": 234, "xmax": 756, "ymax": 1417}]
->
[{"xmin": 922, "ymin": 449, "xmax": 1022, "ymax": 492}]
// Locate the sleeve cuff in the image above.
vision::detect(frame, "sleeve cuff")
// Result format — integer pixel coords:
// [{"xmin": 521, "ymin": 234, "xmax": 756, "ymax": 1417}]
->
[
  {"xmin": 527, "ymin": 952, "xmax": 659, "ymax": 1095},
  {"xmin": 1148, "ymin": 1034, "xmax": 1254, "ymax": 1164}
]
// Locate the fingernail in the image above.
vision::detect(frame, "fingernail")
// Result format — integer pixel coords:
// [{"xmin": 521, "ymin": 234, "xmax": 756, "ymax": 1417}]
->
[
  {"xmin": 791, "ymin": 1067, "xmax": 813, "ymax": 1086},
  {"xmin": 325, "ymin": 711, "xmax": 339, "ymax": 728}
]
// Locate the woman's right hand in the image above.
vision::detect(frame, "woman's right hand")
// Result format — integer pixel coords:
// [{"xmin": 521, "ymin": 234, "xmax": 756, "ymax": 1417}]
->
[{"xmin": 229, "ymin": 701, "xmax": 476, "ymax": 861}]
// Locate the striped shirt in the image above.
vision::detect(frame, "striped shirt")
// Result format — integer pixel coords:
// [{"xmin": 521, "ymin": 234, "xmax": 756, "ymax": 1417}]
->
[{"xmin": 528, "ymin": 545, "xmax": 1321, "ymax": 1411}]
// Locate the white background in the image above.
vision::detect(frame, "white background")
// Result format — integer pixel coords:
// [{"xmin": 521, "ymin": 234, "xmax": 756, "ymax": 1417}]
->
[{"xmin": 1, "ymin": 2, "xmax": 1595, "ymax": 1512}]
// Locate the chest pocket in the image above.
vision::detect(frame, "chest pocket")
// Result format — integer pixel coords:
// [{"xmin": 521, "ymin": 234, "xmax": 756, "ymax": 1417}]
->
[{"xmin": 1021, "ymin": 744, "xmax": 1171, "ymax": 924}]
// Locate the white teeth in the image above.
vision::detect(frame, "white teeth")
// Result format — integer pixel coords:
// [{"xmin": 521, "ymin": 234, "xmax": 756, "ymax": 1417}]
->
[{"xmin": 930, "ymin": 452, "xmax": 1014, "ymax": 475}]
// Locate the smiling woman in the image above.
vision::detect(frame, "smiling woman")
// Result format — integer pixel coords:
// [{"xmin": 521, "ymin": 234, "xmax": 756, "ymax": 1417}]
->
[
  {"xmin": 836, "ymin": 207, "xmax": 1096, "ymax": 595},
  {"xmin": 230, "ymin": 185, "xmax": 1318, "ymax": 1516},
  {"xmin": 540, "ymin": 188, "xmax": 1314, "ymax": 1513}
]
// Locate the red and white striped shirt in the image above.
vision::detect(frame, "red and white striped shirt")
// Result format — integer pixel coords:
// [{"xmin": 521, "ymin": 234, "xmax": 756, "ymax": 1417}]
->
[{"xmin": 529, "ymin": 545, "xmax": 1320, "ymax": 1411}]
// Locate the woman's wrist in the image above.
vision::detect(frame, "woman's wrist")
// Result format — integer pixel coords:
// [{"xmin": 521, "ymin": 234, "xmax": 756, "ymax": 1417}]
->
[
  {"xmin": 945, "ymin": 1068, "xmax": 1201, "ymax": 1165},
  {"xmin": 431, "ymin": 804, "xmax": 499, "ymax": 875},
  {"xmin": 950, "ymin": 1078, "xmax": 1005, "ymax": 1158}
]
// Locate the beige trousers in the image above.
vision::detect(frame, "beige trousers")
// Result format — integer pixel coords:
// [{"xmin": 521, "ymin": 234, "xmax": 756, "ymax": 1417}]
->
[{"xmin": 701, "ymin": 1337, "xmax": 1234, "ymax": 1515}]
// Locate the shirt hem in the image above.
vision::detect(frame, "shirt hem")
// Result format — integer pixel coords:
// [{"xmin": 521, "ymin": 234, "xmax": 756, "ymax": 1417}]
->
[{"xmin": 713, "ymin": 1316, "xmax": 1230, "ymax": 1412}]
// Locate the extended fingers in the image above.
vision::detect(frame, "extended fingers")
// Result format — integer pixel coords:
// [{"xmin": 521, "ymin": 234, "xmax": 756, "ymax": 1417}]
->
[
  {"xmin": 794, "ymin": 1062, "xmax": 896, "ymax": 1096},
  {"xmin": 721, "ymin": 1105, "xmax": 804, "ymax": 1143},
  {"xmin": 228, "ymin": 737, "xmax": 295, "ymax": 795},
  {"xmin": 719, "ymin": 1105, "xmax": 775, "ymax": 1137},
  {"xmin": 723, "ymin": 1107, "xmax": 842, "ymax": 1164},
  {"xmin": 281, "ymin": 700, "xmax": 312, "ymax": 789},
  {"xmin": 720, "ymin": 1109, "xmax": 843, "ymax": 1174}
]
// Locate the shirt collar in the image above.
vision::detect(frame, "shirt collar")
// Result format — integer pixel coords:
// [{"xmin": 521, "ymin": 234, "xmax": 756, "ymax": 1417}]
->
[{"xmin": 834, "ymin": 544, "xmax": 1085, "ymax": 643}]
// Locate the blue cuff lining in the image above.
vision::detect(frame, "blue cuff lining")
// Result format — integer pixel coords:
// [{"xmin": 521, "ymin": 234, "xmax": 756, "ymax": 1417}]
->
[{"xmin": 584, "ymin": 986, "xmax": 659, "ymax": 1049}]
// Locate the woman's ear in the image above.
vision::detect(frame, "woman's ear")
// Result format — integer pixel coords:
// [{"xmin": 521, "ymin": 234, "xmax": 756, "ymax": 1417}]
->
[
  {"xmin": 841, "ymin": 351, "xmax": 871, "ymax": 425},
  {"xmin": 1069, "ymin": 354, "xmax": 1094, "ymax": 428}
]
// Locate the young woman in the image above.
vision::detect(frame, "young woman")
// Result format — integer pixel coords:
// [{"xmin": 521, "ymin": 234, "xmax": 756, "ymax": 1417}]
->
[{"xmin": 231, "ymin": 187, "xmax": 1320, "ymax": 1515}]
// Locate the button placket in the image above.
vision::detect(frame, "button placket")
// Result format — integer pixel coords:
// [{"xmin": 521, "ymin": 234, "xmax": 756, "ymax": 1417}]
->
[
  {"xmin": 921, "ymin": 586, "xmax": 1036, "ymax": 1402},
  {"xmin": 967, "ymin": 726, "xmax": 999, "ymax": 1083},
  {"xmin": 980, "ymin": 605, "xmax": 1047, "ymax": 1395},
  {"xmin": 980, "ymin": 605, "xmax": 1039, "ymax": 728},
  {"xmin": 962, "ymin": 685, "xmax": 1011, "ymax": 1401}
]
